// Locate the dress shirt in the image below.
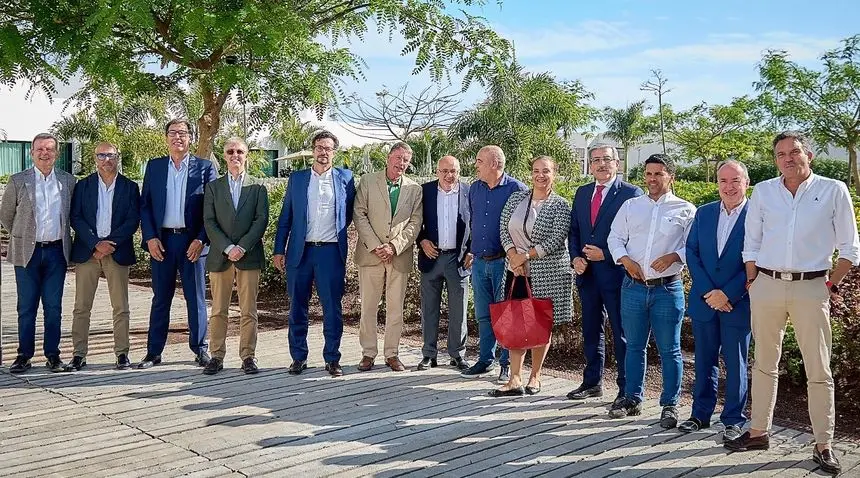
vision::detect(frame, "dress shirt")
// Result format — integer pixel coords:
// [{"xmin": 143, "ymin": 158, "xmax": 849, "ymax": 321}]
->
[
  {"xmin": 228, "ymin": 172, "xmax": 244, "ymax": 209},
  {"xmin": 716, "ymin": 197, "xmax": 746, "ymax": 257},
  {"xmin": 34, "ymin": 168, "xmax": 62, "ymax": 242},
  {"xmin": 96, "ymin": 175, "xmax": 116, "ymax": 239},
  {"xmin": 469, "ymin": 173, "xmax": 528, "ymax": 257},
  {"xmin": 743, "ymin": 173, "xmax": 860, "ymax": 271},
  {"xmin": 306, "ymin": 167, "xmax": 338, "ymax": 243},
  {"xmin": 506, "ymin": 196, "xmax": 545, "ymax": 274},
  {"xmin": 163, "ymin": 155, "xmax": 189, "ymax": 228},
  {"xmin": 608, "ymin": 191, "xmax": 696, "ymax": 279},
  {"xmin": 436, "ymin": 183, "xmax": 459, "ymax": 249},
  {"xmin": 591, "ymin": 176, "xmax": 617, "ymax": 205}
]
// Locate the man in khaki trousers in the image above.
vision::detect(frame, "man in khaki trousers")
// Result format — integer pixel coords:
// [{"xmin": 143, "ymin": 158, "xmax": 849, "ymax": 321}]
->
[
  {"xmin": 69, "ymin": 142, "xmax": 141, "ymax": 370},
  {"xmin": 202, "ymin": 137, "xmax": 269, "ymax": 375},
  {"xmin": 726, "ymin": 131, "xmax": 859, "ymax": 475},
  {"xmin": 354, "ymin": 142, "xmax": 422, "ymax": 372}
]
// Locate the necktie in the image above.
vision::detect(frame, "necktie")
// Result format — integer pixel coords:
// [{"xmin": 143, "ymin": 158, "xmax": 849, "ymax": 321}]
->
[{"xmin": 590, "ymin": 184, "xmax": 605, "ymax": 226}]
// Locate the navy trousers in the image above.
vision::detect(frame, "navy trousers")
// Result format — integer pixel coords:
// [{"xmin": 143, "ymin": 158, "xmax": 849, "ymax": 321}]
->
[
  {"xmin": 579, "ymin": 280, "xmax": 626, "ymax": 390},
  {"xmin": 14, "ymin": 244, "xmax": 67, "ymax": 360},
  {"xmin": 690, "ymin": 316, "xmax": 751, "ymax": 427}
]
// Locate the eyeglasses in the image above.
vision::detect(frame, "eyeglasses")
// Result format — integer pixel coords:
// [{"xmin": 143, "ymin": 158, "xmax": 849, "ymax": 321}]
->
[
  {"xmin": 225, "ymin": 149, "xmax": 246, "ymax": 155},
  {"xmin": 314, "ymin": 146, "xmax": 335, "ymax": 153},
  {"xmin": 167, "ymin": 130, "xmax": 190, "ymax": 138},
  {"xmin": 438, "ymin": 169, "xmax": 458, "ymax": 175},
  {"xmin": 96, "ymin": 152, "xmax": 119, "ymax": 161},
  {"xmin": 590, "ymin": 157, "xmax": 616, "ymax": 164}
]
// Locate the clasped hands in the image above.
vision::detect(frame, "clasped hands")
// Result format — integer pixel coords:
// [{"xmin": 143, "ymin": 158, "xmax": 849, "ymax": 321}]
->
[
  {"xmin": 147, "ymin": 238, "xmax": 204, "ymax": 262},
  {"xmin": 373, "ymin": 243, "xmax": 395, "ymax": 264},
  {"xmin": 92, "ymin": 240, "xmax": 116, "ymax": 260}
]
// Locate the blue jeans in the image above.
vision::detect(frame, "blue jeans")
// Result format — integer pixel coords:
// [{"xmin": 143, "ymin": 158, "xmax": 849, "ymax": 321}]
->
[
  {"xmin": 15, "ymin": 244, "xmax": 67, "ymax": 359},
  {"xmin": 472, "ymin": 257, "xmax": 509, "ymax": 366},
  {"xmin": 620, "ymin": 276, "xmax": 685, "ymax": 406}
]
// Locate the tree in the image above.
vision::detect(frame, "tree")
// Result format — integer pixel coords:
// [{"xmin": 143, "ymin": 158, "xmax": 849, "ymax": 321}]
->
[
  {"xmin": 640, "ymin": 69, "xmax": 671, "ymax": 154},
  {"xmin": 756, "ymin": 35, "xmax": 860, "ymax": 194},
  {"xmin": 0, "ymin": 1, "xmax": 512, "ymax": 159},
  {"xmin": 603, "ymin": 100, "xmax": 649, "ymax": 179}
]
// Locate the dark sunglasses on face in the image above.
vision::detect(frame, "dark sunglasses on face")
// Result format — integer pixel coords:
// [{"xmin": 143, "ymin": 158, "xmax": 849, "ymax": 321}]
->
[{"xmin": 225, "ymin": 149, "xmax": 246, "ymax": 155}]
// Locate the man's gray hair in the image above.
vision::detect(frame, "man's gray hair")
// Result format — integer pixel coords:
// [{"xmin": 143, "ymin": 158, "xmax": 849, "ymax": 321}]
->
[
  {"xmin": 716, "ymin": 159, "xmax": 750, "ymax": 182},
  {"xmin": 479, "ymin": 145, "xmax": 506, "ymax": 170},
  {"xmin": 587, "ymin": 143, "xmax": 619, "ymax": 160},
  {"xmin": 389, "ymin": 141, "xmax": 413, "ymax": 155},
  {"xmin": 94, "ymin": 141, "xmax": 119, "ymax": 153},
  {"xmin": 223, "ymin": 136, "xmax": 248, "ymax": 150},
  {"xmin": 32, "ymin": 133, "xmax": 59, "ymax": 150}
]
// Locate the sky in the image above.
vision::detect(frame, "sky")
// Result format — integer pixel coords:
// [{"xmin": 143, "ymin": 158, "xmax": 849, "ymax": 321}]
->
[{"xmin": 336, "ymin": 0, "xmax": 860, "ymax": 114}]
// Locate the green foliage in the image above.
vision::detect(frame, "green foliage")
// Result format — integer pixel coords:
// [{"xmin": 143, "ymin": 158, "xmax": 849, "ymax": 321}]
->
[
  {"xmin": 744, "ymin": 157, "xmax": 779, "ymax": 185},
  {"xmin": 259, "ymin": 182, "xmax": 287, "ymax": 292},
  {"xmin": 603, "ymin": 100, "xmax": 650, "ymax": 177},
  {"xmin": 407, "ymin": 130, "xmax": 459, "ymax": 177},
  {"xmin": 670, "ymin": 180, "xmax": 720, "ymax": 205}
]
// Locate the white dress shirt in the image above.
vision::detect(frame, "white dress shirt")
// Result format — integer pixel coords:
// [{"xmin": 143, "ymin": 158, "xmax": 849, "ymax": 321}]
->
[
  {"xmin": 608, "ymin": 191, "xmax": 696, "ymax": 279},
  {"xmin": 717, "ymin": 197, "xmax": 746, "ymax": 257},
  {"xmin": 306, "ymin": 167, "xmax": 338, "ymax": 243},
  {"xmin": 96, "ymin": 175, "xmax": 116, "ymax": 239},
  {"xmin": 228, "ymin": 172, "xmax": 244, "ymax": 210},
  {"xmin": 743, "ymin": 173, "xmax": 860, "ymax": 271},
  {"xmin": 34, "ymin": 168, "xmax": 62, "ymax": 242},
  {"xmin": 436, "ymin": 183, "xmax": 459, "ymax": 250},
  {"xmin": 163, "ymin": 155, "xmax": 189, "ymax": 228},
  {"xmin": 591, "ymin": 175, "xmax": 617, "ymax": 205}
]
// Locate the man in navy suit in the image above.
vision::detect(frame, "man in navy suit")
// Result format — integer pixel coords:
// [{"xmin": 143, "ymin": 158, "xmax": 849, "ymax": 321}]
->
[
  {"xmin": 567, "ymin": 144, "xmax": 643, "ymax": 401},
  {"xmin": 680, "ymin": 160, "xmax": 751, "ymax": 442},
  {"xmin": 69, "ymin": 142, "xmax": 141, "ymax": 370},
  {"xmin": 415, "ymin": 155, "xmax": 472, "ymax": 371},
  {"xmin": 274, "ymin": 130, "xmax": 356, "ymax": 377},
  {"xmin": 138, "ymin": 119, "xmax": 217, "ymax": 369}
]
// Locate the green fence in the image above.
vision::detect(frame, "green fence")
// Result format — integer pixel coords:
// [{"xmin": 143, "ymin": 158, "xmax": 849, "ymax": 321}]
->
[{"xmin": 0, "ymin": 141, "xmax": 72, "ymax": 175}]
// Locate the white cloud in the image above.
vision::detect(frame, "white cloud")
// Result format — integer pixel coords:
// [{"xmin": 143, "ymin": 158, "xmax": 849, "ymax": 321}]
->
[{"xmin": 498, "ymin": 20, "xmax": 651, "ymax": 58}]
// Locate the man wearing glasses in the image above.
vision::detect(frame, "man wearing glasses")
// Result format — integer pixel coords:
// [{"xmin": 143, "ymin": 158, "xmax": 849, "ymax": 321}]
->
[
  {"xmin": 274, "ymin": 131, "xmax": 356, "ymax": 377},
  {"xmin": 138, "ymin": 119, "xmax": 217, "ymax": 369},
  {"xmin": 567, "ymin": 144, "xmax": 642, "ymax": 402},
  {"xmin": 68, "ymin": 142, "xmax": 141, "ymax": 370}
]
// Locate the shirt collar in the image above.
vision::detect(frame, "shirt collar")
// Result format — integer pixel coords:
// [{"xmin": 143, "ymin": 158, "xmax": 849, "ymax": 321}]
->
[
  {"xmin": 229, "ymin": 171, "xmax": 245, "ymax": 184},
  {"xmin": 311, "ymin": 167, "xmax": 332, "ymax": 179},
  {"xmin": 595, "ymin": 175, "xmax": 616, "ymax": 190},
  {"xmin": 35, "ymin": 168, "xmax": 55, "ymax": 181},
  {"xmin": 648, "ymin": 191, "xmax": 676, "ymax": 204},
  {"xmin": 98, "ymin": 174, "xmax": 116, "ymax": 191},
  {"xmin": 169, "ymin": 154, "xmax": 190, "ymax": 171},
  {"xmin": 386, "ymin": 175, "xmax": 402, "ymax": 188},
  {"xmin": 438, "ymin": 181, "xmax": 459, "ymax": 195},
  {"xmin": 720, "ymin": 196, "xmax": 747, "ymax": 216}
]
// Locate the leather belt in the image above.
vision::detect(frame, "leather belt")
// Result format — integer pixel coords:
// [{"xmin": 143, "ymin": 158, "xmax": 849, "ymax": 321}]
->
[
  {"xmin": 480, "ymin": 252, "xmax": 505, "ymax": 261},
  {"xmin": 306, "ymin": 241, "xmax": 337, "ymax": 247},
  {"xmin": 162, "ymin": 227, "xmax": 188, "ymax": 234},
  {"xmin": 628, "ymin": 273, "xmax": 682, "ymax": 287},
  {"xmin": 757, "ymin": 267, "xmax": 827, "ymax": 281},
  {"xmin": 35, "ymin": 240, "xmax": 62, "ymax": 248},
  {"xmin": 437, "ymin": 248, "xmax": 457, "ymax": 253}
]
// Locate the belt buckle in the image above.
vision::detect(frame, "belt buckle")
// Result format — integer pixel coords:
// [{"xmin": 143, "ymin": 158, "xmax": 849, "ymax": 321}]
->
[{"xmin": 779, "ymin": 271, "xmax": 793, "ymax": 281}]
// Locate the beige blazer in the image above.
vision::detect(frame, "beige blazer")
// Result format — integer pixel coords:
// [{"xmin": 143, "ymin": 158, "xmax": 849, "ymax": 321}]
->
[{"xmin": 353, "ymin": 171, "xmax": 423, "ymax": 273}]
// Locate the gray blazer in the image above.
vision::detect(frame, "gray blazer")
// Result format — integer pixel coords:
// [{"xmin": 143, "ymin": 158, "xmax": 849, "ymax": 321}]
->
[{"xmin": 0, "ymin": 167, "xmax": 76, "ymax": 266}]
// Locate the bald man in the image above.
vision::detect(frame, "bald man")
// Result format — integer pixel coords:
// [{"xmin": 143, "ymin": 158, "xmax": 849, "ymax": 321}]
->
[{"xmin": 415, "ymin": 156, "xmax": 472, "ymax": 371}]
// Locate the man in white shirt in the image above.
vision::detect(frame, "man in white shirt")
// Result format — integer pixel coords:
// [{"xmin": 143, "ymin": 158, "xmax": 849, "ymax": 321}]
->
[
  {"xmin": 0, "ymin": 133, "xmax": 76, "ymax": 373},
  {"xmin": 726, "ymin": 131, "xmax": 859, "ymax": 475},
  {"xmin": 415, "ymin": 155, "xmax": 472, "ymax": 371},
  {"xmin": 607, "ymin": 154, "xmax": 696, "ymax": 426}
]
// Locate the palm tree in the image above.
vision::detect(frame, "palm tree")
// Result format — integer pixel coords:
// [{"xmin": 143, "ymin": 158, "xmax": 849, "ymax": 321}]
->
[
  {"xmin": 269, "ymin": 116, "xmax": 321, "ymax": 172},
  {"xmin": 603, "ymin": 100, "xmax": 649, "ymax": 179}
]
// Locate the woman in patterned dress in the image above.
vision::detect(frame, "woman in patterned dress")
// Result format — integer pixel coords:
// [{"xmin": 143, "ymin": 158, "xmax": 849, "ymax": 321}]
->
[{"xmin": 489, "ymin": 156, "xmax": 573, "ymax": 397}]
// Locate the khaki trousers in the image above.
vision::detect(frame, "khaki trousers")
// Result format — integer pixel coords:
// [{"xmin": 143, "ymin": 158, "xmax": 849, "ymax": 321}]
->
[
  {"xmin": 72, "ymin": 255, "xmax": 131, "ymax": 357},
  {"xmin": 209, "ymin": 265, "xmax": 260, "ymax": 360},
  {"xmin": 358, "ymin": 262, "xmax": 408, "ymax": 359},
  {"xmin": 749, "ymin": 274, "xmax": 834, "ymax": 445}
]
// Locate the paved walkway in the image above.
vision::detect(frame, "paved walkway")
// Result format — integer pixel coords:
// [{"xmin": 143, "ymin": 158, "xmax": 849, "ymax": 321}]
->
[{"xmin": 2, "ymin": 262, "xmax": 860, "ymax": 477}]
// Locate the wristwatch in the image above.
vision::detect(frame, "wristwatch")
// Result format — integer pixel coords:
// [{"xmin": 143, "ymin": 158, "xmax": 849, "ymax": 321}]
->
[{"xmin": 826, "ymin": 280, "xmax": 839, "ymax": 295}]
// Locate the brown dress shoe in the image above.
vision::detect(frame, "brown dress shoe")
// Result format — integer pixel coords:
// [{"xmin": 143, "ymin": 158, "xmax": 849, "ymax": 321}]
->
[
  {"xmin": 357, "ymin": 356, "xmax": 375, "ymax": 371},
  {"xmin": 724, "ymin": 431, "xmax": 769, "ymax": 451},
  {"xmin": 385, "ymin": 357, "xmax": 406, "ymax": 372}
]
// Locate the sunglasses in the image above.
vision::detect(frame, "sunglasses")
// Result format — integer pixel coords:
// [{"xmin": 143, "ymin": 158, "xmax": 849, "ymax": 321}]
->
[
  {"xmin": 96, "ymin": 153, "xmax": 119, "ymax": 161},
  {"xmin": 225, "ymin": 149, "xmax": 246, "ymax": 155}
]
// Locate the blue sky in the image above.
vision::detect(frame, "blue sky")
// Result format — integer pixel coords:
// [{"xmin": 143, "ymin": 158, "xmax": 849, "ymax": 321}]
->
[{"xmin": 337, "ymin": 0, "xmax": 860, "ymax": 114}]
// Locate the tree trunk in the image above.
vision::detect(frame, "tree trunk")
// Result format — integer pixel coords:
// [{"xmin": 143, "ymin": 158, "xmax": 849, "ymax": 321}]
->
[
  {"xmin": 849, "ymin": 145, "xmax": 860, "ymax": 196},
  {"xmin": 623, "ymin": 143, "xmax": 630, "ymax": 179},
  {"xmin": 195, "ymin": 80, "xmax": 229, "ymax": 170}
]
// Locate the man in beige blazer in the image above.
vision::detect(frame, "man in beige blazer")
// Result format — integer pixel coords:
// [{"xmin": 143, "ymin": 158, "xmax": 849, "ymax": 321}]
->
[{"xmin": 354, "ymin": 142, "xmax": 423, "ymax": 372}]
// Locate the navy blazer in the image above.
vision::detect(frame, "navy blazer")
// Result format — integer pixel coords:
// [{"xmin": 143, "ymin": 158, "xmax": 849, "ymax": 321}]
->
[
  {"xmin": 685, "ymin": 200, "xmax": 750, "ymax": 326},
  {"xmin": 415, "ymin": 180, "xmax": 471, "ymax": 275},
  {"xmin": 70, "ymin": 172, "xmax": 141, "ymax": 266},
  {"xmin": 274, "ymin": 167, "xmax": 356, "ymax": 267},
  {"xmin": 139, "ymin": 156, "xmax": 217, "ymax": 250},
  {"xmin": 569, "ymin": 179, "xmax": 643, "ymax": 289}
]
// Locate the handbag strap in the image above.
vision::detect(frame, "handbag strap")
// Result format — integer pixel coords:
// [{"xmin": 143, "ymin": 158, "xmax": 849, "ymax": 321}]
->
[
  {"xmin": 521, "ymin": 191, "xmax": 534, "ymax": 243},
  {"xmin": 505, "ymin": 275, "xmax": 535, "ymax": 300}
]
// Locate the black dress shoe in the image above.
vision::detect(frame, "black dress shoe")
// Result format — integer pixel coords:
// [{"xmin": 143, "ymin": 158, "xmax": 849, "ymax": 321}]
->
[
  {"xmin": 326, "ymin": 361, "xmax": 343, "ymax": 377},
  {"xmin": 566, "ymin": 383, "xmax": 603, "ymax": 400},
  {"xmin": 525, "ymin": 380, "xmax": 541, "ymax": 395},
  {"xmin": 488, "ymin": 386, "xmax": 525, "ymax": 397},
  {"xmin": 288, "ymin": 360, "xmax": 307, "ymax": 375},
  {"xmin": 416, "ymin": 357, "xmax": 437, "ymax": 371},
  {"xmin": 449, "ymin": 357, "xmax": 471, "ymax": 370},
  {"xmin": 116, "ymin": 354, "xmax": 132, "ymax": 370},
  {"xmin": 724, "ymin": 431, "xmax": 769, "ymax": 451},
  {"xmin": 195, "ymin": 351, "xmax": 211, "ymax": 367},
  {"xmin": 138, "ymin": 354, "xmax": 162, "ymax": 369},
  {"xmin": 202, "ymin": 357, "xmax": 223, "ymax": 375},
  {"xmin": 69, "ymin": 356, "xmax": 87, "ymax": 371},
  {"xmin": 46, "ymin": 356, "xmax": 66, "ymax": 373},
  {"xmin": 9, "ymin": 356, "xmax": 31, "ymax": 374},
  {"xmin": 813, "ymin": 446, "xmax": 842, "ymax": 474},
  {"xmin": 678, "ymin": 417, "xmax": 710, "ymax": 433},
  {"xmin": 241, "ymin": 357, "xmax": 259, "ymax": 375}
]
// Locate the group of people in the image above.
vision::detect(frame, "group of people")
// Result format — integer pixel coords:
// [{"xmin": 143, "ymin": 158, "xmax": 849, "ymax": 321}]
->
[{"xmin": 1, "ymin": 123, "xmax": 857, "ymax": 474}]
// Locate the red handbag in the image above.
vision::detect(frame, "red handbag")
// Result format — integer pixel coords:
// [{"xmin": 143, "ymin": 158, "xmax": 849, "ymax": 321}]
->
[{"xmin": 490, "ymin": 276, "xmax": 554, "ymax": 350}]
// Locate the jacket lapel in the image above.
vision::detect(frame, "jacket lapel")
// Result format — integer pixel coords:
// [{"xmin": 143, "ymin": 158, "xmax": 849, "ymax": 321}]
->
[
  {"xmin": 333, "ymin": 168, "xmax": 345, "ymax": 229},
  {"xmin": 377, "ymin": 173, "xmax": 392, "ymax": 217},
  {"xmin": 235, "ymin": 174, "xmax": 252, "ymax": 213},
  {"xmin": 592, "ymin": 181, "xmax": 618, "ymax": 230},
  {"xmin": 720, "ymin": 202, "xmax": 748, "ymax": 258},
  {"xmin": 23, "ymin": 168, "xmax": 36, "ymax": 207}
]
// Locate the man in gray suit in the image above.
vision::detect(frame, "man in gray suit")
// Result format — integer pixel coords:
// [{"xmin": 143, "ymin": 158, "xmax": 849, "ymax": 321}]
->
[
  {"xmin": 415, "ymin": 155, "xmax": 472, "ymax": 371},
  {"xmin": 202, "ymin": 137, "xmax": 269, "ymax": 375},
  {"xmin": 0, "ymin": 133, "xmax": 76, "ymax": 373}
]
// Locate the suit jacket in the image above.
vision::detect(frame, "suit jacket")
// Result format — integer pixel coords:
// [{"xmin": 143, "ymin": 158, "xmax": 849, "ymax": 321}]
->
[
  {"xmin": 203, "ymin": 174, "xmax": 270, "ymax": 271},
  {"xmin": 685, "ymin": 200, "xmax": 750, "ymax": 326},
  {"xmin": 0, "ymin": 167, "xmax": 76, "ymax": 265},
  {"xmin": 569, "ymin": 179, "xmax": 643, "ymax": 289},
  {"xmin": 70, "ymin": 172, "xmax": 141, "ymax": 266},
  {"xmin": 415, "ymin": 180, "xmax": 471, "ymax": 275},
  {"xmin": 274, "ymin": 167, "xmax": 356, "ymax": 267},
  {"xmin": 139, "ymin": 156, "xmax": 217, "ymax": 251},
  {"xmin": 353, "ymin": 171, "xmax": 423, "ymax": 273}
]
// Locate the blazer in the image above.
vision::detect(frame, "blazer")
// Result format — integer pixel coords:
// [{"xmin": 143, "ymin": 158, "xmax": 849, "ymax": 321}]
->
[
  {"xmin": 274, "ymin": 167, "xmax": 356, "ymax": 267},
  {"xmin": 415, "ymin": 180, "xmax": 471, "ymax": 275},
  {"xmin": 139, "ymin": 156, "xmax": 217, "ymax": 251},
  {"xmin": 569, "ymin": 179, "xmax": 643, "ymax": 289},
  {"xmin": 70, "ymin": 172, "xmax": 141, "ymax": 266},
  {"xmin": 685, "ymin": 200, "xmax": 750, "ymax": 326},
  {"xmin": 353, "ymin": 171, "xmax": 423, "ymax": 273},
  {"xmin": 0, "ymin": 167, "xmax": 76, "ymax": 266},
  {"xmin": 203, "ymin": 174, "xmax": 270, "ymax": 272}
]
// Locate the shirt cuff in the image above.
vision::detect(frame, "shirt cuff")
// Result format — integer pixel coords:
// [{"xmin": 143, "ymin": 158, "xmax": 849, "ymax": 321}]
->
[
  {"xmin": 534, "ymin": 244, "xmax": 547, "ymax": 258},
  {"xmin": 609, "ymin": 246, "xmax": 627, "ymax": 265},
  {"xmin": 224, "ymin": 245, "xmax": 234, "ymax": 255},
  {"xmin": 741, "ymin": 251, "xmax": 758, "ymax": 263}
]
